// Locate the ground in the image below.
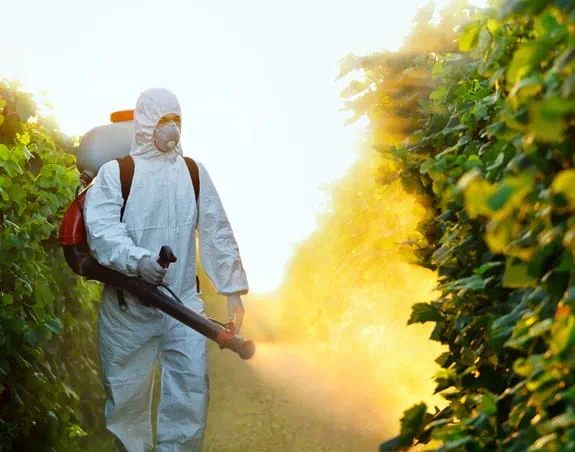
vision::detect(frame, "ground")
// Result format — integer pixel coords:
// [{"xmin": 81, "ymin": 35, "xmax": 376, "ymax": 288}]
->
[{"xmin": 85, "ymin": 295, "xmax": 380, "ymax": 451}]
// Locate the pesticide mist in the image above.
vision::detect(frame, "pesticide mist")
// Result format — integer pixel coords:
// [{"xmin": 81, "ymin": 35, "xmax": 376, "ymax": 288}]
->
[
  {"xmin": 204, "ymin": 141, "xmax": 444, "ymax": 451},
  {"xmin": 202, "ymin": 6, "xmax": 472, "ymax": 449}
]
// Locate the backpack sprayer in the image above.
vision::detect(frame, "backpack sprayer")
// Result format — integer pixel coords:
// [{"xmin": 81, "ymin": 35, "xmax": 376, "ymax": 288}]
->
[{"xmin": 58, "ymin": 110, "xmax": 255, "ymax": 360}]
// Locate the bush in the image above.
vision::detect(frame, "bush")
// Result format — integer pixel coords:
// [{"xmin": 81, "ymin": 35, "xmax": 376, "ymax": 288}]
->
[
  {"xmin": 0, "ymin": 79, "xmax": 104, "ymax": 451},
  {"xmin": 346, "ymin": 1, "xmax": 575, "ymax": 449}
]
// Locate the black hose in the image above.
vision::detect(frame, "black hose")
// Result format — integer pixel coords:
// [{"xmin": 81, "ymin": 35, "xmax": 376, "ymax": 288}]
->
[{"xmin": 160, "ymin": 284, "xmax": 184, "ymax": 305}]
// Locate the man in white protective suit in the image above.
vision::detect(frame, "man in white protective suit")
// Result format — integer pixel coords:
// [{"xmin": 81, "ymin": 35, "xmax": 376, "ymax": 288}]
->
[{"xmin": 84, "ymin": 87, "xmax": 249, "ymax": 451}]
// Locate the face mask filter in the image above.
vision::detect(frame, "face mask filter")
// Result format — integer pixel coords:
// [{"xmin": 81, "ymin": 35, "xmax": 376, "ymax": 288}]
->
[{"xmin": 153, "ymin": 121, "xmax": 181, "ymax": 152}]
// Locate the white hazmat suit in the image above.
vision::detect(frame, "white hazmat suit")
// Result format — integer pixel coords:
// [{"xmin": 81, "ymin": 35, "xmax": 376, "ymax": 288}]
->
[{"xmin": 84, "ymin": 88, "xmax": 249, "ymax": 451}]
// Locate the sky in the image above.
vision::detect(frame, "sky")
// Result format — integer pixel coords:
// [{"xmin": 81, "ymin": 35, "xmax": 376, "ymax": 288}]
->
[{"xmin": 2, "ymin": 0, "xmax": 485, "ymax": 293}]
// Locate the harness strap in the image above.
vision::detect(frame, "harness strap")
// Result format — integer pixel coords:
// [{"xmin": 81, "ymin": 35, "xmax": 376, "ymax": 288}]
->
[
  {"xmin": 183, "ymin": 157, "xmax": 200, "ymax": 204},
  {"xmin": 117, "ymin": 156, "xmax": 135, "ymax": 222},
  {"xmin": 183, "ymin": 157, "xmax": 201, "ymax": 294}
]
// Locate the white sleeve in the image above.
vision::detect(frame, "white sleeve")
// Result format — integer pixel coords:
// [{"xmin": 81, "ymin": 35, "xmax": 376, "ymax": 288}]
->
[
  {"xmin": 197, "ymin": 162, "xmax": 249, "ymax": 296},
  {"xmin": 83, "ymin": 160, "xmax": 152, "ymax": 277}
]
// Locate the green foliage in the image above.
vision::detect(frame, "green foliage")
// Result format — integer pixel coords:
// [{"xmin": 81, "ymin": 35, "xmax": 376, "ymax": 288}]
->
[
  {"xmin": 0, "ymin": 79, "xmax": 104, "ymax": 450},
  {"xmin": 380, "ymin": 403, "xmax": 431, "ymax": 450},
  {"xmin": 345, "ymin": 0, "xmax": 575, "ymax": 449}
]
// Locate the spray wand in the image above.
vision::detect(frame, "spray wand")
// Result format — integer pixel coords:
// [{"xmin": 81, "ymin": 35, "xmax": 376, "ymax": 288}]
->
[{"xmin": 156, "ymin": 246, "xmax": 255, "ymax": 359}]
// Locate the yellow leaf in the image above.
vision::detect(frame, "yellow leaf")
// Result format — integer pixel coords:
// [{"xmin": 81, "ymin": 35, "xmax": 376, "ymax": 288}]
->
[
  {"xmin": 509, "ymin": 246, "xmax": 537, "ymax": 262},
  {"xmin": 552, "ymin": 169, "xmax": 575, "ymax": 208},
  {"xmin": 16, "ymin": 132, "xmax": 31, "ymax": 146},
  {"xmin": 502, "ymin": 258, "xmax": 537, "ymax": 288},
  {"xmin": 564, "ymin": 229, "xmax": 575, "ymax": 254},
  {"xmin": 463, "ymin": 178, "xmax": 496, "ymax": 219},
  {"xmin": 485, "ymin": 217, "xmax": 520, "ymax": 254},
  {"xmin": 486, "ymin": 19, "xmax": 500, "ymax": 35},
  {"xmin": 460, "ymin": 21, "xmax": 481, "ymax": 52}
]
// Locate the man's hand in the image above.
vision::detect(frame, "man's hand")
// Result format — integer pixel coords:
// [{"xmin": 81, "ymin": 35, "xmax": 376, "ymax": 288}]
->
[
  {"xmin": 227, "ymin": 294, "xmax": 245, "ymax": 334},
  {"xmin": 137, "ymin": 256, "xmax": 167, "ymax": 285}
]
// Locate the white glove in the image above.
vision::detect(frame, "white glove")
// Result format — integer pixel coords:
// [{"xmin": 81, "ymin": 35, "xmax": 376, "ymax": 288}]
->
[
  {"xmin": 227, "ymin": 294, "xmax": 245, "ymax": 334},
  {"xmin": 137, "ymin": 256, "xmax": 167, "ymax": 285}
]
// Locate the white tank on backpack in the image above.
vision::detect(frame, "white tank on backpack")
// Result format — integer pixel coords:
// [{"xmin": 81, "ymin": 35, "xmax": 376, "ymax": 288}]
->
[{"xmin": 76, "ymin": 113, "xmax": 133, "ymax": 177}]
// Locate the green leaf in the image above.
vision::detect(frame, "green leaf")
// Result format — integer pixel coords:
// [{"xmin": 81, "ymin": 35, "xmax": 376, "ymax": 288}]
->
[
  {"xmin": 528, "ymin": 318, "xmax": 553, "ymax": 338},
  {"xmin": 561, "ymin": 288, "xmax": 575, "ymax": 306},
  {"xmin": 556, "ymin": 252, "xmax": 574, "ymax": 273},
  {"xmin": 529, "ymin": 98, "xmax": 575, "ymax": 143},
  {"xmin": 506, "ymin": 42, "xmax": 544, "ymax": 87},
  {"xmin": 1, "ymin": 294, "xmax": 14, "ymax": 305},
  {"xmin": 9, "ymin": 184, "xmax": 26, "ymax": 204},
  {"xmin": 561, "ymin": 73, "xmax": 575, "ymax": 98},
  {"xmin": 492, "ymin": 300, "xmax": 528, "ymax": 331},
  {"xmin": 478, "ymin": 392, "xmax": 497, "ymax": 415},
  {"xmin": 23, "ymin": 329, "xmax": 41, "ymax": 347},
  {"xmin": 408, "ymin": 303, "xmax": 443, "ymax": 325},
  {"xmin": 432, "ymin": 245, "xmax": 455, "ymax": 265},
  {"xmin": 510, "ymin": 73, "xmax": 543, "ymax": 98},
  {"xmin": 33, "ymin": 282, "xmax": 53, "ymax": 308},
  {"xmin": 503, "ymin": 258, "xmax": 538, "ymax": 288},
  {"xmin": 506, "ymin": 333, "xmax": 533, "ymax": 350},
  {"xmin": 447, "ymin": 274, "xmax": 488, "ymax": 291},
  {"xmin": 62, "ymin": 382, "xmax": 79, "ymax": 400},
  {"xmin": 67, "ymin": 424, "xmax": 88, "ymax": 439},
  {"xmin": 44, "ymin": 318, "xmax": 63, "ymax": 335},
  {"xmin": 439, "ymin": 436, "xmax": 473, "ymax": 450},
  {"xmin": 380, "ymin": 436, "xmax": 404, "ymax": 451},
  {"xmin": 0, "ymin": 144, "xmax": 11, "ymax": 161},
  {"xmin": 382, "ymin": 403, "xmax": 431, "ymax": 450},
  {"xmin": 557, "ymin": 385, "xmax": 575, "ymax": 402},
  {"xmin": 474, "ymin": 262, "xmax": 503, "ymax": 275},
  {"xmin": 487, "ymin": 184, "xmax": 515, "ymax": 211}
]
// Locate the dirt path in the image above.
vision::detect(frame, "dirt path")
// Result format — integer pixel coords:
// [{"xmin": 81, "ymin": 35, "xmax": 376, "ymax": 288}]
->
[
  {"xmin": 203, "ymin": 296, "xmax": 381, "ymax": 452},
  {"xmin": 84, "ymin": 295, "xmax": 384, "ymax": 451}
]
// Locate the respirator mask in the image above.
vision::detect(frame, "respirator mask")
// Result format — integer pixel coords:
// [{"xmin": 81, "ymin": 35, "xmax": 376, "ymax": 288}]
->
[{"xmin": 153, "ymin": 119, "xmax": 181, "ymax": 153}]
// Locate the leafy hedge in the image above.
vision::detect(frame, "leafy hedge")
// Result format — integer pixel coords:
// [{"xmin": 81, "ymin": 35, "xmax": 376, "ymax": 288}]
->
[
  {"xmin": 0, "ymin": 80, "xmax": 103, "ymax": 450},
  {"xmin": 345, "ymin": 0, "xmax": 575, "ymax": 450}
]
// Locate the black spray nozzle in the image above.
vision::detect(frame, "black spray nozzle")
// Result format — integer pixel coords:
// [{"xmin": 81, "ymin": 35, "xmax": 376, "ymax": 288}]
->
[
  {"xmin": 158, "ymin": 246, "xmax": 177, "ymax": 269},
  {"xmin": 210, "ymin": 318, "xmax": 256, "ymax": 360},
  {"xmin": 218, "ymin": 329, "xmax": 256, "ymax": 360},
  {"xmin": 237, "ymin": 339, "xmax": 256, "ymax": 360}
]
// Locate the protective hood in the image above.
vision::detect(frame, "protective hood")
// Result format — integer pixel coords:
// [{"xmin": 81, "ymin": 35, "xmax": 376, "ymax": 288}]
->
[{"xmin": 130, "ymin": 88, "xmax": 183, "ymax": 160}]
